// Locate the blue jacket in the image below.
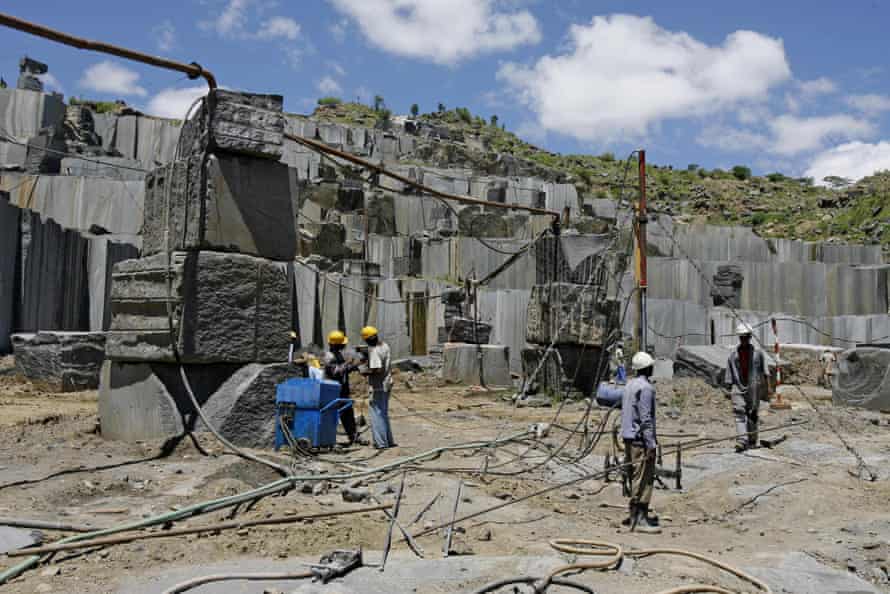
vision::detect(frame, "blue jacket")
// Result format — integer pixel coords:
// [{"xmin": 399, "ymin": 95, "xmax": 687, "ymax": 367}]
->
[{"xmin": 620, "ymin": 376, "xmax": 657, "ymax": 450}]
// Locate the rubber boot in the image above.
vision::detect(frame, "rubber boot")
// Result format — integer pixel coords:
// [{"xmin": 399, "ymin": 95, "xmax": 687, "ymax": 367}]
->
[
  {"xmin": 632, "ymin": 505, "xmax": 662, "ymax": 534},
  {"xmin": 622, "ymin": 502, "xmax": 633, "ymax": 526},
  {"xmin": 640, "ymin": 503, "xmax": 659, "ymax": 526}
]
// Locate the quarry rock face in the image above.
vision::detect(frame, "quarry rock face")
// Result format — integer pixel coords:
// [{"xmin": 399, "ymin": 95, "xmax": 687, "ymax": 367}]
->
[
  {"xmin": 832, "ymin": 347, "xmax": 890, "ymax": 411},
  {"xmin": 526, "ymin": 283, "xmax": 616, "ymax": 346},
  {"xmin": 106, "ymin": 251, "xmax": 291, "ymax": 364},
  {"xmin": 12, "ymin": 331, "xmax": 106, "ymax": 391}
]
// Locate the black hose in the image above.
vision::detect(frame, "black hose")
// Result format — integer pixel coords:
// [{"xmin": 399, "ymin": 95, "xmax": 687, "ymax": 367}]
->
[{"xmin": 471, "ymin": 576, "xmax": 596, "ymax": 593}]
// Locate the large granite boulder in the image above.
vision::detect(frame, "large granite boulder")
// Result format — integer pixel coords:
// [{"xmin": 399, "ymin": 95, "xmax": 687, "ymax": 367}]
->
[
  {"xmin": 178, "ymin": 89, "xmax": 285, "ymax": 160},
  {"xmin": 12, "ymin": 331, "xmax": 106, "ymax": 391},
  {"xmin": 106, "ymin": 251, "xmax": 291, "ymax": 364},
  {"xmin": 832, "ymin": 347, "xmax": 890, "ymax": 411},
  {"xmin": 441, "ymin": 343, "xmax": 511, "ymax": 387},
  {"xmin": 526, "ymin": 282, "xmax": 617, "ymax": 346},
  {"xmin": 141, "ymin": 152, "xmax": 298, "ymax": 261}
]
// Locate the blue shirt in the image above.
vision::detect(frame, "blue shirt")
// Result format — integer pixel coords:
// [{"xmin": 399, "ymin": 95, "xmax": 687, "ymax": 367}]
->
[{"xmin": 620, "ymin": 376, "xmax": 657, "ymax": 450}]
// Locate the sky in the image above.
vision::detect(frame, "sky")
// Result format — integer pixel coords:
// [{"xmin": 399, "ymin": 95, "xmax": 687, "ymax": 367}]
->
[{"xmin": 2, "ymin": 0, "xmax": 890, "ymax": 182}]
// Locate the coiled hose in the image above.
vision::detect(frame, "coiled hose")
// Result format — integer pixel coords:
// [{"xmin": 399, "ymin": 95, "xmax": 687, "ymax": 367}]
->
[{"xmin": 471, "ymin": 538, "xmax": 772, "ymax": 594}]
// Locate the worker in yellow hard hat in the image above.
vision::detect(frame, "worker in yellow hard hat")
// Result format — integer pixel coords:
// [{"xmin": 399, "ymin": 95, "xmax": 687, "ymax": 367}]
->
[
  {"xmin": 359, "ymin": 326, "xmax": 396, "ymax": 449},
  {"xmin": 322, "ymin": 330, "xmax": 367, "ymax": 446}
]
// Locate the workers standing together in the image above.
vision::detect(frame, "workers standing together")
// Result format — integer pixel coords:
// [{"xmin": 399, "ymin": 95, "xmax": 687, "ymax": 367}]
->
[
  {"xmin": 359, "ymin": 326, "xmax": 396, "ymax": 450},
  {"xmin": 620, "ymin": 351, "xmax": 661, "ymax": 534},
  {"xmin": 724, "ymin": 323, "xmax": 770, "ymax": 453}
]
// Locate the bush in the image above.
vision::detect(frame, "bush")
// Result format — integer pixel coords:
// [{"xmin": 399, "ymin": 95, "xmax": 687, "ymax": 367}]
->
[
  {"xmin": 687, "ymin": 163, "xmax": 699, "ymax": 172},
  {"xmin": 317, "ymin": 96, "xmax": 342, "ymax": 106},
  {"xmin": 766, "ymin": 172, "xmax": 785, "ymax": 183},
  {"xmin": 375, "ymin": 108, "xmax": 392, "ymax": 130},
  {"xmin": 437, "ymin": 102, "xmax": 446, "ymax": 113},
  {"xmin": 455, "ymin": 107, "xmax": 472, "ymax": 124},
  {"xmin": 410, "ymin": 103, "xmax": 419, "ymax": 117},
  {"xmin": 490, "ymin": 114, "xmax": 498, "ymax": 127},
  {"xmin": 599, "ymin": 152, "xmax": 615, "ymax": 162},
  {"xmin": 731, "ymin": 165, "xmax": 752, "ymax": 180}
]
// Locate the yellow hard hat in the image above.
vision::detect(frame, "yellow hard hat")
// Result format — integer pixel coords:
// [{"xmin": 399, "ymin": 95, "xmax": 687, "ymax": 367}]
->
[
  {"xmin": 361, "ymin": 326, "xmax": 378, "ymax": 340},
  {"xmin": 327, "ymin": 330, "xmax": 348, "ymax": 345}
]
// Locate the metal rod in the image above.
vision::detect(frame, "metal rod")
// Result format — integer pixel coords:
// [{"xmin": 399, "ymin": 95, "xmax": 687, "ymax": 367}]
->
[
  {"xmin": 285, "ymin": 133, "xmax": 561, "ymax": 218},
  {"xmin": 0, "ymin": 12, "xmax": 217, "ymax": 89},
  {"xmin": 8, "ymin": 504, "xmax": 390, "ymax": 557},
  {"xmin": 0, "ymin": 518, "xmax": 100, "ymax": 533},
  {"xmin": 442, "ymin": 480, "xmax": 463, "ymax": 557}
]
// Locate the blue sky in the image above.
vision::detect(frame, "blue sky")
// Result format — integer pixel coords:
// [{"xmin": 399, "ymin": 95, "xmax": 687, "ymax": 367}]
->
[{"xmin": 3, "ymin": 0, "xmax": 890, "ymax": 182}]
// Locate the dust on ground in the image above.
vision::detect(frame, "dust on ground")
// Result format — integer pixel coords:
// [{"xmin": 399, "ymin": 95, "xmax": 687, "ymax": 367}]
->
[{"xmin": 0, "ymin": 361, "xmax": 888, "ymax": 593}]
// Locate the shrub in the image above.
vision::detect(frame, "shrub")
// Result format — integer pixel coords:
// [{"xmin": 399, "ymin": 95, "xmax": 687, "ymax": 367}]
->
[
  {"xmin": 455, "ymin": 107, "xmax": 472, "ymax": 124},
  {"xmin": 317, "ymin": 96, "xmax": 342, "ymax": 106},
  {"xmin": 437, "ymin": 102, "xmax": 446, "ymax": 113},
  {"xmin": 687, "ymin": 163, "xmax": 699, "ymax": 172},
  {"xmin": 410, "ymin": 103, "xmax": 419, "ymax": 117},
  {"xmin": 490, "ymin": 114, "xmax": 498, "ymax": 127},
  {"xmin": 731, "ymin": 165, "xmax": 752, "ymax": 180},
  {"xmin": 766, "ymin": 172, "xmax": 785, "ymax": 183},
  {"xmin": 599, "ymin": 152, "xmax": 615, "ymax": 162}
]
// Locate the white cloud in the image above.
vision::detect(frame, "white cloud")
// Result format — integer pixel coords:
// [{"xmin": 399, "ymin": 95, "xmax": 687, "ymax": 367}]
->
[
  {"xmin": 498, "ymin": 14, "xmax": 790, "ymax": 141},
  {"xmin": 79, "ymin": 61, "xmax": 147, "ymax": 97},
  {"xmin": 152, "ymin": 20, "xmax": 176, "ymax": 52},
  {"xmin": 329, "ymin": 0, "xmax": 541, "ymax": 65},
  {"xmin": 797, "ymin": 77, "xmax": 836, "ymax": 96},
  {"xmin": 201, "ymin": 0, "xmax": 251, "ymax": 37},
  {"xmin": 846, "ymin": 93, "xmax": 890, "ymax": 115},
  {"xmin": 697, "ymin": 126, "xmax": 770, "ymax": 153},
  {"xmin": 144, "ymin": 85, "xmax": 209, "ymax": 119},
  {"xmin": 769, "ymin": 114, "xmax": 875, "ymax": 156},
  {"xmin": 36, "ymin": 72, "xmax": 64, "ymax": 93},
  {"xmin": 805, "ymin": 141, "xmax": 890, "ymax": 183},
  {"xmin": 327, "ymin": 61, "xmax": 346, "ymax": 77},
  {"xmin": 257, "ymin": 16, "xmax": 301, "ymax": 40},
  {"xmin": 316, "ymin": 76, "xmax": 343, "ymax": 96},
  {"xmin": 330, "ymin": 18, "xmax": 348, "ymax": 43}
]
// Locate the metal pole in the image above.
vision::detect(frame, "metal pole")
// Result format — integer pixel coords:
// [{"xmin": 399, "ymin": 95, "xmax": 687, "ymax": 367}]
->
[
  {"xmin": 635, "ymin": 149, "xmax": 648, "ymax": 353},
  {"xmin": 770, "ymin": 317, "xmax": 791, "ymax": 410},
  {"xmin": 0, "ymin": 12, "xmax": 217, "ymax": 89}
]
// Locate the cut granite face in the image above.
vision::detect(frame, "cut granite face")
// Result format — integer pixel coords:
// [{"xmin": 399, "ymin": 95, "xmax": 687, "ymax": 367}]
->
[{"xmin": 11, "ymin": 331, "xmax": 106, "ymax": 392}]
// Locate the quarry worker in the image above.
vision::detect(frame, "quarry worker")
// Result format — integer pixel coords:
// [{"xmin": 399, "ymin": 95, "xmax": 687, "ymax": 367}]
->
[
  {"xmin": 359, "ymin": 326, "xmax": 396, "ymax": 449},
  {"xmin": 620, "ymin": 351, "xmax": 661, "ymax": 534},
  {"xmin": 725, "ymin": 323, "xmax": 769, "ymax": 452},
  {"xmin": 323, "ymin": 330, "xmax": 368, "ymax": 446}
]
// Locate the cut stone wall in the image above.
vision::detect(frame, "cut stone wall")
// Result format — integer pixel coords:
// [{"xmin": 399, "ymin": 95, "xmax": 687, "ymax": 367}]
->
[{"xmin": 526, "ymin": 283, "xmax": 615, "ymax": 346}]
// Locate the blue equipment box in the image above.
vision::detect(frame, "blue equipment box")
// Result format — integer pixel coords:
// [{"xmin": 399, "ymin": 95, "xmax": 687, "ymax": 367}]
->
[{"xmin": 274, "ymin": 378, "xmax": 352, "ymax": 450}]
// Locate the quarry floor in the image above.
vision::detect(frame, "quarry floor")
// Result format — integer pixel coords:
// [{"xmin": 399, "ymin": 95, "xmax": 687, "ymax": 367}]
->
[{"xmin": 0, "ymin": 356, "xmax": 889, "ymax": 594}]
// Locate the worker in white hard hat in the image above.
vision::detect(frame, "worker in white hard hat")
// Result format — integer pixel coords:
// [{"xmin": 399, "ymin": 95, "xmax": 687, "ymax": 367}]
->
[
  {"xmin": 323, "ymin": 330, "xmax": 368, "ymax": 446},
  {"xmin": 619, "ymin": 351, "xmax": 661, "ymax": 534},
  {"xmin": 724, "ymin": 322, "xmax": 770, "ymax": 452},
  {"xmin": 359, "ymin": 326, "xmax": 396, "ymax": 449}
]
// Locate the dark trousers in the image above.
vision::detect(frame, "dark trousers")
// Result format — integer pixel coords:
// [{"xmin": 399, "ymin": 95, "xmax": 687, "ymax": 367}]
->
[{"xmin": 340, "ymin": 403, "xmax": 357, "ymax": 441}]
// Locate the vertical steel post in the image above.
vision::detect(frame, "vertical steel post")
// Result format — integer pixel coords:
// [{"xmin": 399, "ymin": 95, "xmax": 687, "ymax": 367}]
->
[{"xmin": 635, "ymin": 150, "xmax": 648, "ymax": 353}]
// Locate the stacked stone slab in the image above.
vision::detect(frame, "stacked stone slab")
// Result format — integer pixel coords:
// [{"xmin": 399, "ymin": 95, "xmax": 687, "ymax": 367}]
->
[
  {"xmin": 101, "ymin": 89, "xmax": 300, "ymax": 447},
  {"xmin": 522, "ymin": 235, "xmax": 619, "ymax": 397},
  {"xmin": 12, "ymin": 331, "xmax": 106, "ymax": 391}
]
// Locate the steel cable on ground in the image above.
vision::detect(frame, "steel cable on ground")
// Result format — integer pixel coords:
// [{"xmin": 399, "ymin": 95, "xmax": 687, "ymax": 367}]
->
[{"xmin": 648, "ymin": 214, "xmax": 878, "ymax": 481}]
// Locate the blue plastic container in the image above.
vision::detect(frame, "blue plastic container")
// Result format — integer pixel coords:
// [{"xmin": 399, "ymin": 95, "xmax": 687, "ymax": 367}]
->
[
  {"xmin": 276, "ymin": 377, "xmax": 341, "ymax": 409},
  {"xmin": 274, "ymin": 378, "xmax": 353, "ymax": 450}
]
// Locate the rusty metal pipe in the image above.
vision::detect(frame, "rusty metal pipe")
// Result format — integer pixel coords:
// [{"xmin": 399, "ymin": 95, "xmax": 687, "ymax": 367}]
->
[{"xmin": 0, "ymin": 12, "xmax": 217, "ymax": 89}]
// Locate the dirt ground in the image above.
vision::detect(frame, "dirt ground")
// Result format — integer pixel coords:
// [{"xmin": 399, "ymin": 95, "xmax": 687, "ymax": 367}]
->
[{"xmin": 0, "ymin": 356, "xmax": 889, "ymax": 594}]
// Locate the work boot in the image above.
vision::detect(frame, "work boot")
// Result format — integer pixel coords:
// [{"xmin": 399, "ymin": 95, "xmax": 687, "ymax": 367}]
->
[
  {"xmin": 640, "ymin": 503, "xmax": 659, "ymax": 526},
  {"xmin": 632, "ymin": 505, "xmax": 661, "ymax": 534},
  {"xmin": 622, "ymin": 503, "xmax": 634, "ymax": 526},
  {"xmin": 349, "ymin": 434, "xmax": 369, "ymax": 446},
  {"xmin": 735, "ymin": 443, "xmax": 748, "ymax": 454}
]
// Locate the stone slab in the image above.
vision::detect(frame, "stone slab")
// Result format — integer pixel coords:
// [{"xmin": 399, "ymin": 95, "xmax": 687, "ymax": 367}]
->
[
  {"xmin": 141, "ymin": 153, "xmax": 298, "ymax": 261},
  {"xmin": 106, "ymin": 251, "xmax": 291, "ymax": 363},
  {"xmin": 11, "ymin": 331, "xmax": 106, "ymax": 391},
  {"xmin": 441, "ymin": 343, "xmax": 511, "ymax": 387}
]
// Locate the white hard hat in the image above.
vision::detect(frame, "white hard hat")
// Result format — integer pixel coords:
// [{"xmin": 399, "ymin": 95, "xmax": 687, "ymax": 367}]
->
[
  {"xmin": 736, "ymin": 322, "xmax": 753, "ymax": 336},
  {"xmin": 631, "ymin": 351, "xmax": 655, "ymax": 371}
]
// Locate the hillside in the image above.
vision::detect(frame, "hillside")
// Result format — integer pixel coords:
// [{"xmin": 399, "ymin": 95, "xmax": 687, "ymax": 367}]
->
[{"xmin": 309, "ymin": 101, "xmax": 890, "ymax": 252}]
